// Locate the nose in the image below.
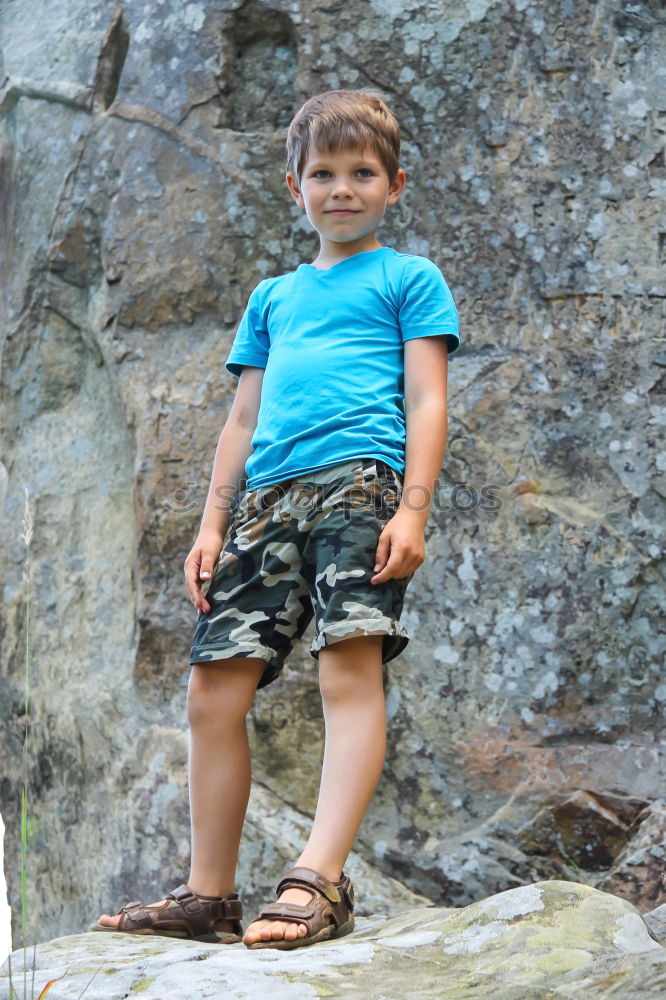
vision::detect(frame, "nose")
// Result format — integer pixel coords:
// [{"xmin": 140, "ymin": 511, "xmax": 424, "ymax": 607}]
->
[{"xmin": 331, "ymin": 176, "xmax": 353, "ymax": 198}]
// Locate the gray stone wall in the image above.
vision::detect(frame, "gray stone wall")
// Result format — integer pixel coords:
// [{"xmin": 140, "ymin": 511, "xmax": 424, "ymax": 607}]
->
[{"xmin": 0, "ymin": 0, "xmax": 664, "ymax": 943}]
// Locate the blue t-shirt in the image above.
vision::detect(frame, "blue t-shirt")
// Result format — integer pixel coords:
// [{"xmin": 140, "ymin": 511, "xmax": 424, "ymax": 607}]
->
[{"xmin": 225, "ymin": 245, "xmax": 460, "ymax": 490}]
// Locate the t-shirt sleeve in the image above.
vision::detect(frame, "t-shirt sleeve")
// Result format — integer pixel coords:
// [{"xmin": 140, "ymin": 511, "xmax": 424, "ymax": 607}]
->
[
  {"xmin": 399, "ymin": 256, "xmax": 461, "ymax": 356},
  {"xmin": 225, "ymin": 282, "xmax": 271, "ymax": 377}
]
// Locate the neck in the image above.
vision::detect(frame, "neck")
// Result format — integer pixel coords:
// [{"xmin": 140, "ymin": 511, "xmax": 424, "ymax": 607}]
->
[{"xmin": 312, "ymin": 234, "xmax": 383, "ymax": 270}]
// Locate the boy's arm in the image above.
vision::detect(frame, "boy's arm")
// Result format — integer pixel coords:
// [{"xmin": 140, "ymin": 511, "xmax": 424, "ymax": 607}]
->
[
  {"xmin": 400, "ymin": 336, "xmax": 449, "ymax": 525},
  {"xmin": 186, "ymin": 366, "xmax": 265, "ymax": 614},
  {"xmin": 199, "ymin": 365, "xmax": 265, "ymax": 537},
  {"xmin": 371, "ymin": 336, "xmax": 448, "ymax": 584}
]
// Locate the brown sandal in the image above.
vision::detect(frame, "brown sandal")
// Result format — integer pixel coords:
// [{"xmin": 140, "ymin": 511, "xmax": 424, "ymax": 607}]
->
[
  {"xmin": 244, "ymin": 865, "xmax": 355, "ymax": 951},
  {"xmin": 88, "ymin": 883, "xmax": 243, "ymax": 943}
]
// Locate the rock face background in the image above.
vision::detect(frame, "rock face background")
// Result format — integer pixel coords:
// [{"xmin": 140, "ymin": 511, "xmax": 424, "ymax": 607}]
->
[{"xmin": 1, "ymin": 0, "xmax": 664, "ymax": 945}]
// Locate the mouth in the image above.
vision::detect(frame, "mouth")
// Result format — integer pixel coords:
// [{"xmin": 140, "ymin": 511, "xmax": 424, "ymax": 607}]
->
[{"xmin": 326, "ymin": 210, "xmax": 360, "ymax": 216}]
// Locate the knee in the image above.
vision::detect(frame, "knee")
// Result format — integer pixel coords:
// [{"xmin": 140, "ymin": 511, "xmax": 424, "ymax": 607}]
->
[
  {"xmin": 318, "ymin": 666, "xmax": 354, "ymax": 705},
  {"xmin": 186, "ymin": 661, "xmax": 258, "ymax": 729},
  {"xmin": 318, "ymin": 636, "xmax": 384, "ymax": 704}
]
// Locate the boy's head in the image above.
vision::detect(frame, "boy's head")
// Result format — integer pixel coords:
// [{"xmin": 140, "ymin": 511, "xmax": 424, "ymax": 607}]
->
[{"xmin": 286, "ymin": 89, "xmax": 400, "ymax": 186}]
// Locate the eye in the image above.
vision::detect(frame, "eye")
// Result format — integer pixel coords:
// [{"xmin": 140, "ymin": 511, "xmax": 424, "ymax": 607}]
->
[
  {"xmin": 357, "ymin": 168, "xmax": 375, "ymax": 177},
  {"xmin": 312, "ymin": 169, "xmax": 331, "ymax": 179}
]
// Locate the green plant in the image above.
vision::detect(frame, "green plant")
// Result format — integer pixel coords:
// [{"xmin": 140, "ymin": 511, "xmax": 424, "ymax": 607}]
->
[{"xmin": 4, "ymin": 488, "xmax": 103, "ymax": 999}]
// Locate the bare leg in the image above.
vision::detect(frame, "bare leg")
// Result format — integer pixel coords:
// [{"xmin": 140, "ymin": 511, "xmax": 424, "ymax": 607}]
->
[
  {"xmin": 186, "ymin": 657, "xmax": 266, "ymax": 896},
  {"xmin": 243, "ymin": 634, "xmax": 386, "ymax": 944},
  {"xmin": 97, "ymin": 657, "xmax": 266, "ymax": 928}
]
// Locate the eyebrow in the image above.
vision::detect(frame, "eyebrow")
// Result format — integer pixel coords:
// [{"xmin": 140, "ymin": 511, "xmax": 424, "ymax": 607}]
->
[{"xmin": 306, "ymin": 157, "xmax": 379, "ymax": 170}]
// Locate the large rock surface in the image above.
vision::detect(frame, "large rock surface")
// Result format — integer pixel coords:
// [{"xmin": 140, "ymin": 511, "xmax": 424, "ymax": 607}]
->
[
  {"xmin": 1, "ymin": 0, "xmax": 665, "ymax": 948},
  {"xmin": 2, "ymin": 881, "xmax": 665, "ymax": 999}
]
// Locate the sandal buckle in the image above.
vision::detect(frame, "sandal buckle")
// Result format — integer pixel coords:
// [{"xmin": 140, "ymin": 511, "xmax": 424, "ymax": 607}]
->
[
  {"xmin": 310, "ymin": 873, "xmax": 340, "ymax": 904},
  {"xmin": 168, "ymin": 884, "xmax": 202, "ymax": 913},
  {"xmin": 120, "ymin": 900, "xmax": 142, "ymax": 913}
]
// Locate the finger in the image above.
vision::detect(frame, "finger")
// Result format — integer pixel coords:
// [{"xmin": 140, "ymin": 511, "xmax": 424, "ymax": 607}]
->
[
  {"xmin": 372, "ymin": 554, "xmax": 386, "ymax": 580},
  {"xmin": 373, "ymin": 540, "xmax": 390, "ymax": 574},
  {"xmin": 192, "ymin": 594, "xmax": 210, "ymax": 616},
  {"xmin": 373, "ymin": 554, "xmax": 386, "ymax": 573},
  {"xmin": 184, "ymin": 558, "xmax": 202, "ymax": 591},
  {"xmin": 188, "ymin": 571, "xmax": 207, "ymax": 608},
  {"xmin": 200, "ymin": 564, "xmax": 212, "ymax": 581},
  {"xmin": 371, "ymin": 560, "xmax": 400, "ymax": 584},
  {"xmin": 197, "ymin": 583, "xmax": 213, "ymax": 614}
]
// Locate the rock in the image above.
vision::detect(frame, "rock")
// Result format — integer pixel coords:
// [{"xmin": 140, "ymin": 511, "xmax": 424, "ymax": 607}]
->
[
  {"xmin": 596, "ymin": 801, "xmax": 666, "ymax": 910},
  {"xmin": 643, "ymin": 903, "xmax": 666, "ymax": 946},
  {"xmin": 517, "ymin": 790, "xmax": 635, "ymax": 870},
  {"xmin": 1, "ymin": 0, "xmax": 665, "ymax": 951},
  {"xmin": 1, "ymin": 881, "xmax": 664, "ymax": 999}
]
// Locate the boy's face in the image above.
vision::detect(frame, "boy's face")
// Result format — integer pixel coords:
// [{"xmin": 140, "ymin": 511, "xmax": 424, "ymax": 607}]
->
[{"xmin": 286, "ymin": 145, "xmax": 405, "ymax": 248}]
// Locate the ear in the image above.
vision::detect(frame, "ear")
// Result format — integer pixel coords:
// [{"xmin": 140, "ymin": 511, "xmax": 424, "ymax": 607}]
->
[
  {"xmin": 285, "ymin": 171, "xmax": 304, "ymax": 208},
  {"xmin": 386, "ymin": 167, "xmax": 406, "ymax": 206}
]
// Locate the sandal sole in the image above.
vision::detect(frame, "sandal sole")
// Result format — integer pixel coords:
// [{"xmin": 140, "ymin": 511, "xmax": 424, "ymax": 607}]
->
[
  {"xmin": 88, "ymin": 922, "xmax": 242, "ymax": 944},
  {"xmin": 244, "ymin": 913, "xmax": 355, "ymax": 951}
]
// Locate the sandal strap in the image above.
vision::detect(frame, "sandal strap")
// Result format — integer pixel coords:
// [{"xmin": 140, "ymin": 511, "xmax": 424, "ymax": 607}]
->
[
  {"xmin": 271, "ymin": 866, "xmax": 355, "ymax": 930},
  {"xmin": 276, "ymin": 866, "xmax": 355, "ymax": 913},
  {"xmin": 118, "ymin": 900, "xmax": 143, "ymax": 913},
  {"xmin": 167, "ymin": 883, "xmax": 243, "ymax": 921},
  {"xmin": 337, "ymin": 876, "xmax": 354, "ymax": 913},
  {"xmin": 276, "ymin": 867, "xmax": 342, "ymax": 905},
  {"xmin": 104, "ymin": 881, "xmax": 245, "ymax": 940},
  {"xmin": 257, "ymin": 900, "xmax": 321, "ymax": 923},
  {"xmin": 253, "ymin": 867, "xmax": 356, "ymax": 939}
]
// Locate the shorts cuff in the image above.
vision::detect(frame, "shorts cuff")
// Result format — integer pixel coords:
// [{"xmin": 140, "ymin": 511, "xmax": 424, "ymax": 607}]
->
[
  {"xmin": 189, "ymin": 642, "xmax": 276, "ymax": 664},
  {"xmin": 310, "ymin": 616, "xmax": 410, "ymax": 662},
  {"xmin": 189, "ymin": 644, "xmax": 284, "ymax": 689}
]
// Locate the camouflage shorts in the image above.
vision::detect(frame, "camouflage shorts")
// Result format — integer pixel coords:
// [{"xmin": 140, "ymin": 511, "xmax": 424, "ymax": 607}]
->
[{"xmin": 189, "ymin": 457, "xmax": 415, "ymax": 690}]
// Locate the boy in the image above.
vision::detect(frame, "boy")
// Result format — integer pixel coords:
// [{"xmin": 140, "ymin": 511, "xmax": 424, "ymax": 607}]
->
[{"xmin": 92, "ymin": 89, "xmax": 460, "ymax": 950}]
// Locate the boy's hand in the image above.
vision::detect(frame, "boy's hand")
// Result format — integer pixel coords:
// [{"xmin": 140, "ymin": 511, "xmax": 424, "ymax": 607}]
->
[
  {"xmin": 371, "ymin": 511, "xmax": 425, "ymax": 584},
  {"xmin": 184, "ymin": 530, "xmax": 224, "ymax": 615}
]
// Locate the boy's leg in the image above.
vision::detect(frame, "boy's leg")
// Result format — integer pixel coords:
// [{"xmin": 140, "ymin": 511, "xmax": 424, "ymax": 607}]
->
[
  {"xmin": 97, "ymin": 656, "xmax": 266, "ymax": 928},
  {"xmin": 187, "ymin": 657, "xmax": 267, "ymax": 895},
  {"xmin": 243, "ymin": 633, "xmax": 385, "ymax": 945}
]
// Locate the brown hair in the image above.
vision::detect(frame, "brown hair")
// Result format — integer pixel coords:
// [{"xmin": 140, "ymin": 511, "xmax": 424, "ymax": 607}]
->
[{"xmin": 286, "ymin": 89, "xmax": 401, "ymax": 184}]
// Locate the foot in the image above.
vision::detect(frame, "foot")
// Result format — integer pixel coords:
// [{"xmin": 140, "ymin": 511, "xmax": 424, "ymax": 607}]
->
[
  {"xmin": 97, "ymin": 898, "xmax": 169, "ymax": 929},
  {"xmin": 96, "ymin": 893, "xmax": 239, "ymax": 936},
  {"xmin": 242, "ymin": 886, "xmax": 315, "ymax": 945}
]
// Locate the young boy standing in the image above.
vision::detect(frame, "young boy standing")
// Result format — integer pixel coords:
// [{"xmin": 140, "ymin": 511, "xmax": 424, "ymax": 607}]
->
[{"xmin": 92, "ymin": 90, "xmax": 460, "ymax": 950}]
